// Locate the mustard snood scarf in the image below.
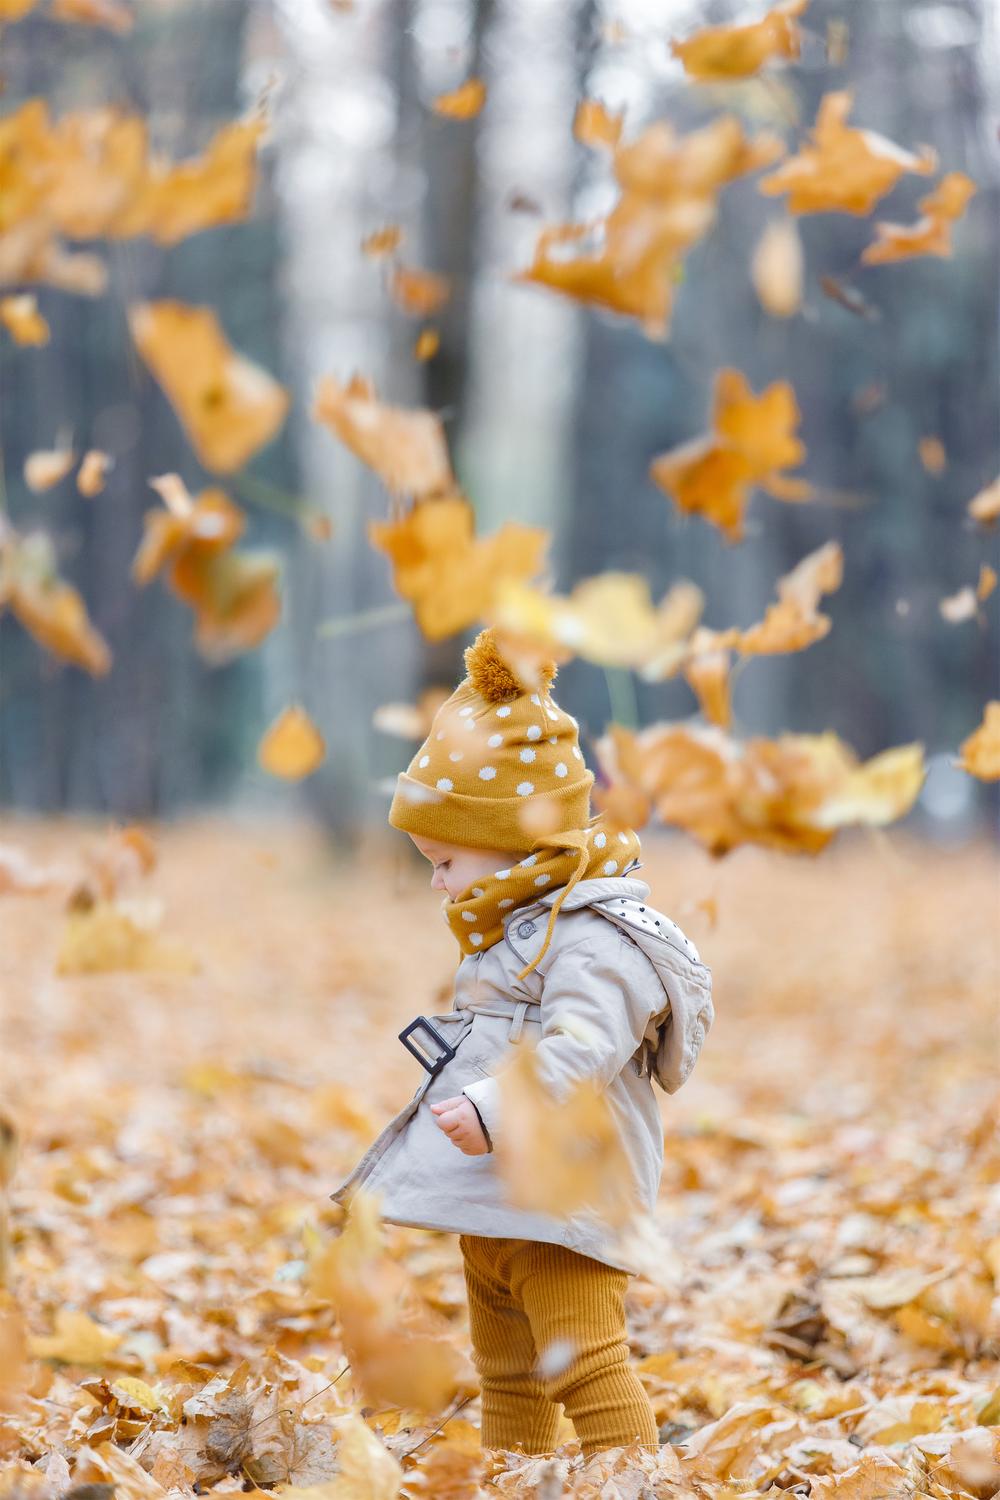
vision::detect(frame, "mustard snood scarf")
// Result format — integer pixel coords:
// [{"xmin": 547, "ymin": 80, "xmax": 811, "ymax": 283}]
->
[{"xmin": 443, "ymin": 818, "xmax": 642, "ymax": 980}]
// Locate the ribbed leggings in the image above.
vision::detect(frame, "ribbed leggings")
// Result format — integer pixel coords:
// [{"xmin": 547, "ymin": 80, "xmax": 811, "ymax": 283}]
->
[{"xmin": 459, "ymin": 1234, "xmax": 659, "ymax": 1457}]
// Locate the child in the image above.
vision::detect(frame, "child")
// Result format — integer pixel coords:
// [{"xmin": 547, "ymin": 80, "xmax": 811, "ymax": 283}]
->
[{"xmin": 329, "ymin": 627, "xmax": 713, "ymax": 1459}]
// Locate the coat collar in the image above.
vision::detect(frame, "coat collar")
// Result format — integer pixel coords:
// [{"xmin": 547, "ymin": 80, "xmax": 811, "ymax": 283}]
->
[{"xmin": 501, "ymin": 873, "xmax": 651, "ymax": 931}]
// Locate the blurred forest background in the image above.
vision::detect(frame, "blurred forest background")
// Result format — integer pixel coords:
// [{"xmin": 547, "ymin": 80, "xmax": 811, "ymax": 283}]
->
[{"xmin": 0, "ymin": 0, "xmax": 997, "ymax": 842}]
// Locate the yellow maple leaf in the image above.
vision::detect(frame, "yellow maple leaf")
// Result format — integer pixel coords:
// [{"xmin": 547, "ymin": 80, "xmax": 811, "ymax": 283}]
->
[
  {"xmin": 369, "ymin": 494, "xmax": 547, "ymax": 641},
  {"xmin": 313, "ymin": 373, "xmax": 454, "ymax": 500},
  {"xmin": 671, "ymin": 0, "xmax": 808, "ymax": 81},
  {"xmin": 597, "ymin": 722, "xmax": 925, "ymax": 856},
  {"xmin": 650, "ymin": 368, "xmax": 811, "ymax": 540},
  {"xmin": 862, "ymin": 171, "xmax": 977, "ymax": 265},
  {"xmin": 129, "ymin": 300, "xmax": 289, "ymax": 473},
  {"xmin": 518, "ymin": 115, "xmax": 783, "ymax": 339},
  {"xmin": 759, "ymin": 91, "xmax": 936, "ymax": 216},
  {"xmin": 956, "ymin": 702, "xmax": 1000, "ymax": 782}
]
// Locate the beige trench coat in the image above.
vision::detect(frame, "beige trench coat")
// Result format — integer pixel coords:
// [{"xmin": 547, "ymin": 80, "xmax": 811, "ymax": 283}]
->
[{"xmin": 328, "ymin": 876, "xmax": 697, "ymax": 1273}]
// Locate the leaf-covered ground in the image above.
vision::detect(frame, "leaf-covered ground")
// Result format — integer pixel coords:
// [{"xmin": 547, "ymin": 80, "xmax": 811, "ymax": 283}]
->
[{"xmin": 1, "ymin": 816, "xmax": 998, "ymax": 1498}]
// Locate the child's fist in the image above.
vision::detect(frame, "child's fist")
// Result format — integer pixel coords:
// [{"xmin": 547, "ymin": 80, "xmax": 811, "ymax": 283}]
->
[{"xmin": 430, "ymin": 1095, "xmax": 490, "ymax": 1155}]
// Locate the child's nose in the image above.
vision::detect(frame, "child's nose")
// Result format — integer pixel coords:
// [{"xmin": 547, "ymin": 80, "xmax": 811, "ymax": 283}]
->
[{"xmin": 431, "ymin": 869, "xmax": 446, "ymax": 892}]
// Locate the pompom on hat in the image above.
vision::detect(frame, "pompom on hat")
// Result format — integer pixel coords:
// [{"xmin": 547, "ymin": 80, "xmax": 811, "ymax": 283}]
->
[{"xmin": 388, "ymin": 628, "xmax": 594, "ymax": 853}]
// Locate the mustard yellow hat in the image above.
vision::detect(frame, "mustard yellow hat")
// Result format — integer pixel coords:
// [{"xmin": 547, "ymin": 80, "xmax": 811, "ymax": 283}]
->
[{"xmin": 388, "ymin": 628, "xmax": 594, "ymax": 852}]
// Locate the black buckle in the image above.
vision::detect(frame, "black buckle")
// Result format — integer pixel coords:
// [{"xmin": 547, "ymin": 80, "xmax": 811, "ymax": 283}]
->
[{"xmin": 398, "ymin": 1016, "xmax": 457, "ymax": 1075}]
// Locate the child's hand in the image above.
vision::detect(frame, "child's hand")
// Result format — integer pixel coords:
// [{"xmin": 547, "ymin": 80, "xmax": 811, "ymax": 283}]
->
[{"xmin": 430, "ymin": 1095, "xmax": 490, "ymax": 1155}]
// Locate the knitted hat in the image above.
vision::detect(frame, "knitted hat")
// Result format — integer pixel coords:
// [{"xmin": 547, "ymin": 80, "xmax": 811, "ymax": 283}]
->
[{"xmin": 388, "ymin": 628, "xmax": 594, "ymax": 852}]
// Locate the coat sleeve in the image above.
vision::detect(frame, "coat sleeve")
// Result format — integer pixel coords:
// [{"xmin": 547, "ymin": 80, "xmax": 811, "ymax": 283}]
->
[{"xmin": 461, "ymin": 925, "xmax": 660, "ymax": 1150}]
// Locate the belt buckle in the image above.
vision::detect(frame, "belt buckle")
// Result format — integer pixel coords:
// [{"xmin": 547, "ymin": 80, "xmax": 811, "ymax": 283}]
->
[{"xmin": 398, "ymin": 1015, "xmax": 457, "ymax": 1075}]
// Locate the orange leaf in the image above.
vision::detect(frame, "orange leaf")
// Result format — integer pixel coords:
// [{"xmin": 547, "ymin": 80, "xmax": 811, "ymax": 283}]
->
[
  {"xmin": 257, "ymin": 707, "xmax": 326, "ymax": 781},
  {"xmin": 129, "ymin": 301, "xmax": 289, "ymax": 473},
  {"xmin": 862, "ymin": 171, "xmax": 977, "ymax": 265},
  {"xmin": 369, "ymin": 494, "xmax": 547, "ymax": 641},
  {"xmin": 956, "ymin": 702, "xmax": 1000, "ymax": 782},
  {"xmin": 430, "ymin": 78, "xmax": 486, "ymax": 119},
  {"xmin": 313, "ymin": 372, "xmax": 455, "ymax": 500},
  {"xmin": 671, "ymin": 0, "xmax": 808, "ymax": 81},
  {"xmin": 759, "ymin": 91, "xmax": 936, "ymax": 216}
]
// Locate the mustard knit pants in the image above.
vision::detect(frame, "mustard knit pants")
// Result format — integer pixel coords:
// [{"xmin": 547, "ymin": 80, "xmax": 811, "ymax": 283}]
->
[{"xmin": 459, "ymin": 1234, "xmax": 659, "ymax": 1457}]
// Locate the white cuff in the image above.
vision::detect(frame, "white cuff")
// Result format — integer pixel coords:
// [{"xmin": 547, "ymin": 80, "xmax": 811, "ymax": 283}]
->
[{"xmin": 461, "ymin": 1077, "xmax": 501, "ymax": 1151}]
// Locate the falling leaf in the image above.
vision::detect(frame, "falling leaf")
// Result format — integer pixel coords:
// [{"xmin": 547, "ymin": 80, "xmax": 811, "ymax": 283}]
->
[
  {"xmin": 759, "ymin": 91, "xmax": 936, "ymax": 215},
  {"xmin": 940, "ymin": 565, "xmax": 996, "ymax": 624},
  {"xmin": 313, "ymin": 373, "xmax": 454, "ymax": 500},
  {"xmin": 77, "ymin": 449, "xmax": 113, "ymax": 497},
  {"xmin": 918, "ymin": 436, "xmax": 946, "ymax": 475},
  {"xmin": 430, "ymin": 78, "xmax": 486, "ymax": 119},
  {"xmin": 820, "ymin": 275, "xmax": 880, "ymax": 321},
  {"xmin": 50, "ymin": 0, "xmax": 133, "ymax": 31},
  {"xmin": 517, "ymin": 115, "xmax": 783, "ymax": 339},
  {"xmin": 491, "ymin": 1043, "xmax": 639, "ymax": 1230},
  {"xmin": 361, "ymin": 225, "xmax": 403, "ymax": 258},
  {"xmin": 369, "ymin": 493, "xmax": 547, "ymax": 641},
  {"xmin": 671, "ymin": 0, "xmax": 808, "ymax": 81},
  {"xmin": 129, "ymin": 301, "xmax": 289, "ymax": 473},
  {"xmin": 132, "ymin": 476, "xmax": 282, "ymax": 663},
  {"xmin": 389, "ymin": 264, "xmax": 450, "ymax": 317},
  {"xmin": 413, "ymin": 328, "xmax": 439, "ymax": 360},
  {"xmin": 0, "ymin": 294, "xmax": 49, "ymax": 344},
  {"xmin": 862, "ymin": 171, "xmax": 977, "ymax": 265},
  {"xmin": 597, "ymin": 722, "xmax": 925, "ymax": 855},
  {"xmin": 751, "ymin": 218, "xmax": 803, "ymax": 317},
  {"xmin": 683, "ymin": 646, "xmax": 733, "ymax": 729},
  {"xmin": 258, "ymin": 707, "xmax": 327, "ymax": 781},
  {"xmin": 24, "ymin": 446, "xmax": 76, "ymax": 492},
  {"xmin": 650, "ymin": 368, "xmax": 811, "ymax": 540},
  {"xmin": 735, "ymin": 541, "xmax": 843, "ymax": 654},
  {"xmin": 955, "ymin": 702, "xmax": 1000, "ymax": 781},
  {"xmin": 573, "ymin": 98, "xmax": 625, "ymax": 150},
  {"xmin": 0, "ymin": 103, "xmax": 264, "ymax": 286},
  {"xmin": 967, "ymin": 476, "xmax": 1000, "ymax": 526},
  {"xmin": 492, "ymin": 571, "xmax": 704, "ymax": 675},
  {"xmin": 125, "ymin": 117, "xmax": 266, "ymax": 247},
  {"xmin": 0, "ymin": 524, "xmax": 111, "ymax": 675},
  {"xmin": 309, "ymin": 1191, "xmax": 467, "ymax": 1413}
]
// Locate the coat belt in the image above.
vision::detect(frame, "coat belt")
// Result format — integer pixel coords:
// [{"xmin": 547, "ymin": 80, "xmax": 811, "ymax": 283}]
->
[{"xmin": 453, "ymin": 996, "xmax": 539, "ymax": 1043}]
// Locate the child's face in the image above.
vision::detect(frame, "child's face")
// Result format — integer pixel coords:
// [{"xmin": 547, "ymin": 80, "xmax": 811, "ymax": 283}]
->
[{"xmin": 408, "ymin": 835, "xmax": 520, "ymax": 900}]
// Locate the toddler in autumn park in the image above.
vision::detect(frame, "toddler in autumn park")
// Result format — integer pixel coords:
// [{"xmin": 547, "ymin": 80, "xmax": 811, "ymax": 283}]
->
[{"xmin": 329, "ymin": 627, "xmax": 713, "ymax": 1460}]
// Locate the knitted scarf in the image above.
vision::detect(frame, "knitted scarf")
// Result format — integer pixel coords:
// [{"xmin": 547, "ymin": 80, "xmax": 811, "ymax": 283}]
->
[{"xmin": 443, "ymin": 817, "xmax": 642, "ymax": 979}]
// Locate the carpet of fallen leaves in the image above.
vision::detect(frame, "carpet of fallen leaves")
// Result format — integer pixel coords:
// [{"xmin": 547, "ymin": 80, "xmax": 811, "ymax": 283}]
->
[{"xmin": 1, "ymin": 814, "xmax": 998, "ymax": 1500}]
